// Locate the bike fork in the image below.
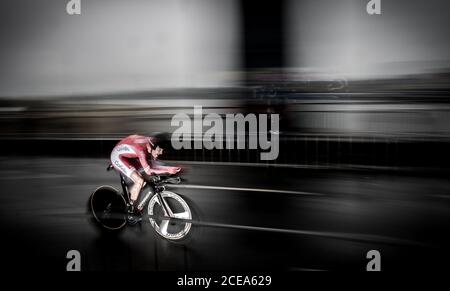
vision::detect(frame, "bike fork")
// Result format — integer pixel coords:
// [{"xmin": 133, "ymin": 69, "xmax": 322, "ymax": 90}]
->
[{"xmin": 157, "ymin": 193, "xmax": 174, "ymax": 217}]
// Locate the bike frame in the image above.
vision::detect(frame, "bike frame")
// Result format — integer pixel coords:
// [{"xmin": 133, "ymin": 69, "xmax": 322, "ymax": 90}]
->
[
  {"xmin": 119, "ymin": 173, "xmax": 172, "ymax": 217},
  {"xmin": 119, "ymin": 173, "xmax": 131, "ymax": 204}
]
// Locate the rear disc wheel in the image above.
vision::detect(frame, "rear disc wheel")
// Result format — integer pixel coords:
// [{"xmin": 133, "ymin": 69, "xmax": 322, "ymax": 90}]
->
[{"xmin": 90, "ymin": 186, "xmax": 127, "ymax": 230}]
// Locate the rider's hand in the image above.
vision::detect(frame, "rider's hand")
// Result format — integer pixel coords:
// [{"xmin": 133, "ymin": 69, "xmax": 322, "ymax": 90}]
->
[{"xmin": 168, "ymin": 167, "xmax": 181, "ymax": 175}]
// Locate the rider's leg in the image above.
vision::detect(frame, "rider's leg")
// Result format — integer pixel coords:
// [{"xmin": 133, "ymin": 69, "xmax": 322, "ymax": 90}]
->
[{"xmin": 129, "ymin": 171, "xmax": 144, "ymax": 206}]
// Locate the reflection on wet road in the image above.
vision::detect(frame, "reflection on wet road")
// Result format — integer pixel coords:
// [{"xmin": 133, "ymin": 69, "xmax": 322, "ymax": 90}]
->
[{"xmin": 0, "ymin": 156, "xmax": 449, "ymax": 271}]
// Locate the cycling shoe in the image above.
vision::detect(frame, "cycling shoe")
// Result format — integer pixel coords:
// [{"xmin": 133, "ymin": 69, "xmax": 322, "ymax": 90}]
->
[{"xmin": 127, "ymin": 214, "xmax": 142, "ymax": 226}]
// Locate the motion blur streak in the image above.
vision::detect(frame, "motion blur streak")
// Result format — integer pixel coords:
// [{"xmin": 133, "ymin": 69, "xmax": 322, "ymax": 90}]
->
[
  {"xmin": 286, "ymin": 0, "xmax": 450, "ymax": 79},
  {"xmin": 0, "ymin": 0, "xmax": 241, "ymax": 96}
]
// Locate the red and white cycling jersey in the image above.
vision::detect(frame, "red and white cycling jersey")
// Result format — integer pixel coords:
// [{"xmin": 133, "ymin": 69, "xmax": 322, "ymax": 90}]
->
[{"xmin": 110, "ymin": 135, "xmax": 154, "ymax": 179}]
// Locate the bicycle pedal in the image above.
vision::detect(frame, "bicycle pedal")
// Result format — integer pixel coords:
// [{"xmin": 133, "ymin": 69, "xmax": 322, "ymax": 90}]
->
[{"xmin": 127, "ymin": 215, "xmax": 142, "ymax": 226}]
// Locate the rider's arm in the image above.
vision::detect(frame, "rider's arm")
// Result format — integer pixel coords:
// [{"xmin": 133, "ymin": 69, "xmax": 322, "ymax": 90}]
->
[
  {"xmin": 148, "ymin": 167, "xmax": 172, "ymax": 175},
  {"xmin": 151, "ymin": 160, "xmax": 180, "ymax": 174},
  {"xmin": 137, "ymin": 150, "xmax": 172, "ymax": 175},
  {"xmin": 137, "ymin": 149, "xmax": 153, "ymax": 176},
  {"xmin": 153, "ymin": 164, "xmax": 179, "ymax": 172}
]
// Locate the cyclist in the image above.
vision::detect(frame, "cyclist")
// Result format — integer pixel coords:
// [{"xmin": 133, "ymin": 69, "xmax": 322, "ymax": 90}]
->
[{"xmin": 110, "ymin": 134, "xmax": 180, "ymax": 223}]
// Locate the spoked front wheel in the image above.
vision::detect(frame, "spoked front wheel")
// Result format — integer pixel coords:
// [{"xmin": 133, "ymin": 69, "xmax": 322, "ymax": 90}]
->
[{"xmin": 147, "ymin": 191, "xmax": 192, "ymax": 240}]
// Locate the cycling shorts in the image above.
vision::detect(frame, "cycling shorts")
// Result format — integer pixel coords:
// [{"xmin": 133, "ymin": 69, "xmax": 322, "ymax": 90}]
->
[{"xmin": 110, "ymin": 144, "xmax": 139, "ymax": 179}]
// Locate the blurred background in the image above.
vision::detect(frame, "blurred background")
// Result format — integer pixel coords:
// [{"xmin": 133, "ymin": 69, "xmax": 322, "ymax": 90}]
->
[{"xmin": 1, "ymin": 0, "xmax": 450, "ymax": 271}]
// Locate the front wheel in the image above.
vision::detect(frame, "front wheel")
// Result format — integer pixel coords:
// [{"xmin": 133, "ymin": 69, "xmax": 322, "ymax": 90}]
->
[{"xmin": 147, "ymin": 191, "xmax": 192, "ymax": 240}]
